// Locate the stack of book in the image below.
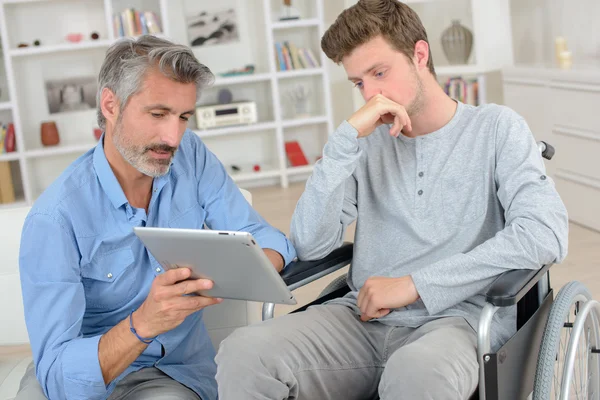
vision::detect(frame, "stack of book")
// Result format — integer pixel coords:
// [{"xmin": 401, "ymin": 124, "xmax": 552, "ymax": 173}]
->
[
  {"xmin": 443, "ymin": 77, "xmax": 479, "ymax": 106},
  {"xmin": 113, "ymin": 9, "xmax": 162, "ymax": 38},
  {"xmin": 274, "ymin": 41, "xmax": 319, "ymax": 71}
]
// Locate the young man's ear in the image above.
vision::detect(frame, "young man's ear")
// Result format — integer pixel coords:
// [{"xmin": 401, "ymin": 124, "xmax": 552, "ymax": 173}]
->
[
  {"xmin": 413, "ymin": 40, "xmax": 430, "ymax": 71},
  {"xmin": 100, "ymin": 87, "xmax": 119, "ymax": 125}
]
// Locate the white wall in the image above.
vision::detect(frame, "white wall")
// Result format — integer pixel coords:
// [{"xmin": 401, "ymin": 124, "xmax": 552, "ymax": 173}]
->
[
  {"xmin": 510, "ymin": 0, "xmax": 600, "ymax": 66},
  {"xmin": 323, "ymin": 0, "xmax": 356, "ymax": 125}
]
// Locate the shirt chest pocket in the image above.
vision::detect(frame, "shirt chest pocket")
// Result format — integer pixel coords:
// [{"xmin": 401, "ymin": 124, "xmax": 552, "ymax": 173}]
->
[
  {"xmin": 81, "ymin": 247, "xmax": 137, "ymax": 312},
  {"xmin": 168, "ymin": 203, "xmax": 207, "ymax": 229},
  {"xmin": 441, "ymin": 171, "xmax": 487, "ymax": 226}
]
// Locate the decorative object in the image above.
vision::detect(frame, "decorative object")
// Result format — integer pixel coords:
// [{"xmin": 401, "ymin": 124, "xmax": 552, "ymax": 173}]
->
[
  {"xmin": 280, "ymin": 0, "xmax": 300, "ymax": 21},
  {"xmin": 554, "ymin": 36, "xmax": 570, "ymax": 66},
  {"xmin": 253, "ymin": 164, "xmax": 261, "ymax": 172},
  {"xmin": 33, "ymin": 40, "xmax": 40, "ymax": 46},
  {"xmin": 45, "ymin": 76, "xmax": 97, "ymax": 114},
  {"xmin": 440, "ymin": 20, "xmax": 473, "ymax": 65},
  {"xmin": 218, "ymin": 88, "xmax": 233, "ymax": 104},
  {"xmin": 66, "ymin": 33, "xmax": 84, "ymax": 43},
  {"xmin": 90, "ymin": 32, "xmax": 100, "ymax": 40},
  {"xmin": 4, "ymin": 123, "xmax": 16, "ymax": 153},
  {"xmin": 186, "ymin": 8, "xmax": 240, "ymax": 47},
  {"xmin": 285, "ymin": 141, "xmax": 308, "ymax": 166},
  {"xmin": 41, "ymin": 121, "xmax": 60, "ymax": 147},
  {"xmin": 218, "ymin": 65, "xmax": 255, "ymax": 77},
  {"xmin": 558, "ymin": 51, "xmax": 572, "ymax": 70},
  {"xmin": 17, "ymin": 43, "xmax": 28, "ymax": 48},
  {"xmin": 93, "ymin": 127, "xmax": 102, "ymax": 141},
  {"xmin": 286, "ymin": 83, "xmax": 310, "ymax": 118}
]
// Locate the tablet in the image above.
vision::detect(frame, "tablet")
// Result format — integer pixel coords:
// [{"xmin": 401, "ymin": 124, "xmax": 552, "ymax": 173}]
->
[{"xmin": 133, "ymin": 227, "xmax": 297, "ymax": 305}]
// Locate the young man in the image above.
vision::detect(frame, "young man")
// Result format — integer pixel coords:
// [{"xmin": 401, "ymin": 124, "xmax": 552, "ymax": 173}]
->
[
  {"xmin": 215, "ymin": 1, "xmax": 568, "ymax": 399},
  {"xmin": 17, "ymin": 35, "xmax": 295, "ymax": 400}
]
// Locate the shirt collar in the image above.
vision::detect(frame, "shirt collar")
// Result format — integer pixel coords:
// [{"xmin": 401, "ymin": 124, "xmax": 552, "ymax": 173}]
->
[{"xmin": 93, "ymin": 135, "xmax": 129, "ymax": 209}]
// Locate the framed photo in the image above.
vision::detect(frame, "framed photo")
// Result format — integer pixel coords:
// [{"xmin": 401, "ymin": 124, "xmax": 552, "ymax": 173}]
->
[
  {"xmin": 186, "ymin": 8, "xmax": 240, "ymax": 48},
  {"xmin": 45, "ymin": 77, "xmax": 97, "ymax": 114}
]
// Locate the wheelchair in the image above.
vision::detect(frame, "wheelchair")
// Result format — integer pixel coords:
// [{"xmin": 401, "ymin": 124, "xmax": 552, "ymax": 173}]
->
[{"xmin": 263, "ymin": 141, "xmax": 600, "ymax": 400}]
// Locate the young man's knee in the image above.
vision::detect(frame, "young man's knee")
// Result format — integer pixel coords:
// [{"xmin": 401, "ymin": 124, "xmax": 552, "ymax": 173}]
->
[{"xmin": 217, "ymin": 324, "xmax": 281, "ymax": 366}]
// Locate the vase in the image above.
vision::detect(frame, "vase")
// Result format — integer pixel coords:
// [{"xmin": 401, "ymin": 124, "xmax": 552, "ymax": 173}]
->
[
  {"xmin": 41, "ymin": 121, "xmax": 60, "ymax": 146},
  {"xmin": 440, "ymin": 20, "xmax": 473, "ymax": 65}
]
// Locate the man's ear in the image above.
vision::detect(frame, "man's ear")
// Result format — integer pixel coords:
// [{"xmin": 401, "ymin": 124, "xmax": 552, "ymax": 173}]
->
[
  {"xmin": 413, "ymin": 40, "xmax": 430, "ymax": 71},
  {"xmin": 100, "ymin": 87, "xmax": 119, "ymax": 125}
]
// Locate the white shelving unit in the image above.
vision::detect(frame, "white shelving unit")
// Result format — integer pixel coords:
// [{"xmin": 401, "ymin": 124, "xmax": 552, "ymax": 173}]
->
[
  {"xmin": 188, "ymin": 0, "xmax": 334, "ymax": 188},
  {"xmin": 345, "ymin": 0, "xmax": 514, "ymax": 110},
  {"xmin": 0, "ymin": 0, "xmax": 335, "ymax": 208},
  {"xmin": 0, "ymin": 0, "xmax": 171, "ymax": 207}
]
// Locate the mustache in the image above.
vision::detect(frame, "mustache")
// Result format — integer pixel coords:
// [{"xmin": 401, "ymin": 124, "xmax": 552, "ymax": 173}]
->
[{"xmin": 144, "ymin": 144, "xmax": 177, "ymax": 154}]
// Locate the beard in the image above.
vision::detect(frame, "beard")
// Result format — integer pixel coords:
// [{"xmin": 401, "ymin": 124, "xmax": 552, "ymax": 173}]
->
[
  {"xmin": 112, "ymin": 119, "xmax": 177, "ymax": 177},
  {"xmin": 405, "ymin": 68, "xmax": 425, "ymax": 117}
]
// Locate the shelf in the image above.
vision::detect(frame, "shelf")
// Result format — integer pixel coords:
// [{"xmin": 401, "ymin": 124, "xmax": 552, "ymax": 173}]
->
[
  {"xmin": 287, "ymin": 165, "xmax": 314, "ymax": 176},
  {"xmin": 2, "ymin": 0, "xmax": 51, "ymax": 4},
  {"xmin": 271, "ymin": 18, "xmax": 320, "ymax": 30},
  {"xmin": 25, "ymin": 143, "xmax": 95, "ymax": 159},
  {"xmin": 213, "ymin": 73, "xmax": 272, "ymax": 86},
  {"xmin": 0, "ymin": 200, "xmax": 28, "ymax": 210},
  {"xmin": 193, "ymin": 121, "xmax": 277, "ymax": 139},
  {"xmin": 276, "ymin": 68, "xmax": 323, "ymax": 79},
  {"xmin": 0, "ymin": 101, "xmax": 14, "ymax": 111},
  {"xmin": 10, "ymin": 39, "xmax": 112, "ymax": 57},
  {"xmin": 0, "ymin": 152, "xmax": 20, "ymax": 162},
  {"xmin": 282, "ymin": 115, "xmax": 328, "ymax": 128},
  {"xmin": 403, "ymin": 0, "xmax": 451, "ymax": 3},
  {"xmin": 436, "ymin": 65, "xmax": 499, "ymax": 77},
  {"xmin": 231, "ymin": 169, "xmax": 281, "ymax": 183}
]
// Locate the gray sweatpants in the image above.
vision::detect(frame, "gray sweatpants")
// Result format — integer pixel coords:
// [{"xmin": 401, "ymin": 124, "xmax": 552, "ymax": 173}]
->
[
  {"xmin": 215, "ymin": 304, "xmax": 478, "ymax": 400},
  {"xmin": 16, "ymin": 362, "xmax": 201, "ymax": 400}
]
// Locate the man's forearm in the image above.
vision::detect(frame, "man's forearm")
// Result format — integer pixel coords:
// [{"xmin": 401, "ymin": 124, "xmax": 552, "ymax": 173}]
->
[
  {"xmin": 264, "ymin": 248, "xmax": 285, "ymax": 272},
  {"xmin": 98, "ymin": 312, "xmax": 148, "ymax": 384}
]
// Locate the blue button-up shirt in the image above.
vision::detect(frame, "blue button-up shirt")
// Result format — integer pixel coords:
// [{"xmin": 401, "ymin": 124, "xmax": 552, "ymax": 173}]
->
[{"xmin": 19, "ymin": 130, "xmax": 296, "ymax": 400}]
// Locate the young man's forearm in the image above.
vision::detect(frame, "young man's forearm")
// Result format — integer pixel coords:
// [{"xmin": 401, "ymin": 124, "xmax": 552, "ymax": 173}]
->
[{"xmin": 291, "ymin": 122, "xmax": 362, "ymax": 260}]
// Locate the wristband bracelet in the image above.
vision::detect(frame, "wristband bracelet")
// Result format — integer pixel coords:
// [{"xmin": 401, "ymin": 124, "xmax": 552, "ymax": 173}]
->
[{"xmin": 129, "ymin": 311, "xmax": 156, "ymax": 345}]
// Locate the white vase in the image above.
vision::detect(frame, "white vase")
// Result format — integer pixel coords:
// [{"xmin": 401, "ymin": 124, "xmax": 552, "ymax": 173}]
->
[{"xmin": 441, "ymin": 20, "xmax": 473, "ymax": 65}]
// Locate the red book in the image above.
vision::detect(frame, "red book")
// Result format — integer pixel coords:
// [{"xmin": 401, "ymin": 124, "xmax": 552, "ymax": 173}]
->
[{"xmin": 285, "ymin": 141, "xmax": 309, "ymax": 167}]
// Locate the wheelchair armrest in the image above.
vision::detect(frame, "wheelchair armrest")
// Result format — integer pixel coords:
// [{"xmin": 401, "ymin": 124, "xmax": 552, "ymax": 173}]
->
[
  {"xmin": 281, "ymin": 243, "xmax": 353, "ymax": 290},
  {"xmin": 485, "ymin": 263, "xmax": 553, "ymax": 307}
]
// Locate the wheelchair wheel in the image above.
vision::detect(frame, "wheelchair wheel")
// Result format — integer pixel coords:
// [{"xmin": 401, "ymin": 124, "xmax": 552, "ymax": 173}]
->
[
  {"xmin": 319, "ymin": 274, "xmax": 349, "ymax": 298},
  {"xmin": 533, "ymin": 281, "xmax": 600, "ymax": 400}
]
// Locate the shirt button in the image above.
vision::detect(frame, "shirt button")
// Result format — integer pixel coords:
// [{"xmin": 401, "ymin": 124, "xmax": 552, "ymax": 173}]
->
[
  {"xmin": 107, "ymin": 273, "xmax": 113, "ymax": 279},
  {"xmin": 418, "ymin": 190, "xmax": 423, "ymax": 196},
  {"xmin": 156, "ymin": 267, "xmax": 162, "ymax": 273},
  {"xmin": 418, "ymin": 172, "xmax": 424, "ymax": 177}
]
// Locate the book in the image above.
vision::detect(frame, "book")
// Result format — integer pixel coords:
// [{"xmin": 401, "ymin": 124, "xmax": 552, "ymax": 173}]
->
[
  {"xmin": 285, "ymin": 141, "xmax": 309, "ymax": 167},
  {"xmin": 0, "ymin": 161, "xmax": 15, "ymax": 204}
]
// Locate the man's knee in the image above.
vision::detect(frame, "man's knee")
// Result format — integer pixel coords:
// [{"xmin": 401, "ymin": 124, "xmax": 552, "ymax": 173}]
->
[
  {"xmin": 216, "ymin": 323, "xmax": 284, "ymax": 370},
  {"xmin": 15, "ymin": 361, "xmax": 47, "ymax": 400},
  {"xmin": 379, "ymin": 329, "xmax": 478, "ymax": 399}
]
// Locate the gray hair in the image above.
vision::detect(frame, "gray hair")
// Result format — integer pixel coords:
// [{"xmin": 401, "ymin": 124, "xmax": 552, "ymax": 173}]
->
[{"xmin": 96, "ymin": 35, "xmax": 214, "ymax": 129}]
